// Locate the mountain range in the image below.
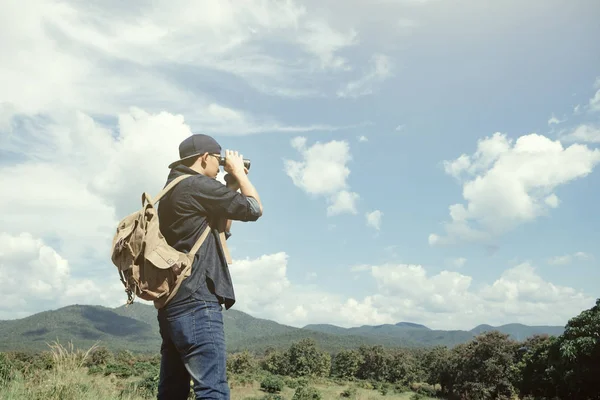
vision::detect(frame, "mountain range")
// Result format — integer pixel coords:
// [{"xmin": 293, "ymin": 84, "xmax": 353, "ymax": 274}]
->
[{"xmin": 0, "ymin": 303, "xmax": 565, "ymax": 354}]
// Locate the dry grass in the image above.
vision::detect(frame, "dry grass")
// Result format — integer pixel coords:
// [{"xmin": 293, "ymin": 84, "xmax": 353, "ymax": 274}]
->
[{"xmin": 47, "ymin": 340, "xmax": 99, "ymax": 374}]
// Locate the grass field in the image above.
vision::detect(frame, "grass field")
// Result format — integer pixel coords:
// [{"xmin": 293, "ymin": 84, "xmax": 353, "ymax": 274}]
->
[
  {"xmin": 1, "ymin": 368, "xmax": 436, "ymax": 400},
  {"xmin": 1, "ymin": 368, "xmax": 438, "ymax": 400},
  {"xmin": 0, "ymin": 342, "xmax": 437, "ymax": 400}
]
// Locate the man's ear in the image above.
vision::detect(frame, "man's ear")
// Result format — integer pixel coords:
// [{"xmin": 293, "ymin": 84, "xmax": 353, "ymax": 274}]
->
[{"xmin": 199, "ymin": 152, "xmax": 209, "ymax": 165}]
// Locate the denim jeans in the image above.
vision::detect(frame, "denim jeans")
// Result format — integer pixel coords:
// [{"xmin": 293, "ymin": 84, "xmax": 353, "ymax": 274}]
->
[{"xmin": 157, "ymin": 296, "xmax": 230, "ymax": 399}]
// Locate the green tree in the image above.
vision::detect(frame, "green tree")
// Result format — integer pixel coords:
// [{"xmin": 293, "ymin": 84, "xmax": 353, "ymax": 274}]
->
[
  {"xmin": 331, "ymin": 349, "xmax": 363, "ymax": 380},
  {"xmin": 286, "ymin": 338, "xmax": 331, "ymax": 378},
  {"xmin": 556, "ymin": 298, "xmax": 600, "ymax": 400},
  {"xmin": 227, "ymin": 350, "xmax": 256, "ymax": 375},
  {"xmin": 515, "ymin": 334, "xmax": 561, "ymax": 400},
  {"xmin": 261, "ymin": 350, "xmax": 289, "ymax": 376},
  {"xmin": 356, "ymin": 345, "xmax": 389, "ymax": 382},
  {"xmin": 387, "ymin": 349, "xmax": 420, "ymax": 386},
  {"xmin": 421, "ymin": 345, "xmax": 451, "ymax": 392},
  {"xmin": 445, "ymin": 331, "xmax": 518, "ymax": 400}
]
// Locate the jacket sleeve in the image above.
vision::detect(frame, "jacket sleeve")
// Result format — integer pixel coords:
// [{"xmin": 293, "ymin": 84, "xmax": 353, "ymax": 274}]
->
[{"xmin": 186, "ymin": 176, "xmax": 262, "ymax": 222}]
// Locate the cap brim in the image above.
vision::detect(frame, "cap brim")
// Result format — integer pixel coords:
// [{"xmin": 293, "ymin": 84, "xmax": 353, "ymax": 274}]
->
[{"xmin": 168, "ymin": 152, "xmax": 205, "ymax": 169}]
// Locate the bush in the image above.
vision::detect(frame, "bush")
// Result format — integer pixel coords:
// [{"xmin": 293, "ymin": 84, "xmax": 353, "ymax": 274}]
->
[
  {"xmin": 87, "ymin": 365, "xmax": 103, "ymax": 375},
  {"xmin": 0, "ymin": 353, "xmax": 15, "ymax": 386},
  {"xmin": 133, "ymin": 361, "xmax": 158, "ymax": 377},
  {"xmin": 114, "ymin": 349, "xmax": 135, "ymax": 366},
  {"xmin": 410, "ymin": 382, "xmax": 437, "ymax": 396},
  {"xmin": 340, "ymin": 387, "xmax": 358, "ymax": 398},
  {"xmin": 136, "ymin": 374, "xmax": 160, "ymax": 399},
  {"xmin": 260, "ymin": 375, "xmax": 285, "ymax": 393},
  {"xmin": 87, "ymin": 346, "xmax": 112, "ymax": 366},
  {"xmin": 227, "ymin": 350, "xmax": 257, "ymax": 375},
  {"xmin": 292, "ymin": 385, "xmax": 322, "ymax": 400},
  {"xmin": 104, "ymin": 362, "xmax": 133, "ymax": 378}
]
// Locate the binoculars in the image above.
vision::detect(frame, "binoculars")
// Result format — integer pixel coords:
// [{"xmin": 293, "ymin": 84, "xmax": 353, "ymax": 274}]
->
[{"xmin": 218, "ymin": 156, "xmax": 251, "ymax": 170}]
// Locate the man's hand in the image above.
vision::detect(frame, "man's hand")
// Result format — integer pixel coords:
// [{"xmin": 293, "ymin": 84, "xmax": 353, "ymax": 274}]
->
[{"xmin": 224, "ymin": 150, "xmax": 246, "ymax": 178}]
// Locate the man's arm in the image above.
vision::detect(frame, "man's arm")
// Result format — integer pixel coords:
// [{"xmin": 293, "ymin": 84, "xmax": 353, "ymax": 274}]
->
[
  {"xmin": 226, "ymin": 151, "xmax": 263, "ymax": 216},
  {"xmin": 187, "ymin": 150, "xmax": 263, "ymax": 223},
  {"xmin": 222, "ymin": 171, "xmax": 261, "ymax": 237}
]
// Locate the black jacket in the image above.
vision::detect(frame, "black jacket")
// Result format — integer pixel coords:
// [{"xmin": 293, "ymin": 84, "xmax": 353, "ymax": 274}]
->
[{"xmin": 157, "ymin": 165, "xmax": 261, "ymax": 309}]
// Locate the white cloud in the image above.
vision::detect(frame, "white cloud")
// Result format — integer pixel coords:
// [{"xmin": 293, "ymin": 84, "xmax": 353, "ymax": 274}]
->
[
  {"xmin": 228, "ymin": 252, "xmax": 291, "ymax": 315},
  {"xmin": 548, "ymin": 114, "xmax": 564, "ymax": 125},
  {"xmin": 358, "ymin": 135, "xmax": 368, "ymax": 142},
  {"xmin": 432, "ymin": 132, "xmax": 600, "ymax": 245},
  {"xmin": 337, "ymin": 54, "xmax": 393, "ymax": 98},
  {"xmin": 0, "ymin": 0, "xmax": 396, "ymax": 125},
  {"xmin": 548, "ymin": 252, "xmax": 591, "ymax": 265},
  {"xmin": 297, "ymin": 20, "xmax": 358, "ymax": 71},
  {"xmin": 544, "ymin": 194, "xmax": 560, "ymax": 208},
  {"xmin": 284, "ymin": 137, "xmax": 360, "ymax": 216},
  {"xmin": 228, "ymin": 253, "xmax": 594, "ymax": 329},
  {"xmin": 560, "ymin": 124, "xmax": 600, "ymax": 143},
  {"xmin": 2, "ymin": 106, "xmax": 299, "ymax": 275},
  {"xmin": 366, "ymin": 210, "xmax": 384, "ymax": 230},
  {"xmin": 452, "ymin": 257, "xmax": 467, "ymax": 267},
  {"xmin": 328, "ymin": 190, "xmax": 360, "ymax": 215},
  {"xmin": 0, "ymin": 233, "xmax": 123, "ymax": 319}
]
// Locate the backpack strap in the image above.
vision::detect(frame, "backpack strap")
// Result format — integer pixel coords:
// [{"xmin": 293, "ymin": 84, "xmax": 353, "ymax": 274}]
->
[
  {"xmin": 190, "ymin": 224, "xmax": 211, "ymax": 255},
  {"xmin": 145, "ymin": 173, "xmax": 233, "ymax": 263},
  {"xmin": 218, "ymin": 231, "xmax": 232, "ymax": 264},
  {"xmin": 142, "ymin": 174, "xmax": 193, "ymax": 206}
]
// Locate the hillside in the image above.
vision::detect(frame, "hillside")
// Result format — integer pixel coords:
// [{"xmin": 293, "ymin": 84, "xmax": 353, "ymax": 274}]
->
[
  {"xmin": 0, "ymin": 303, "xmax": 565, "ymax": 354},
  {"xmin": 302, "ymin": 320, "xmax": 565, "ymax": 344},
  {"xmin": 470, "ymin": 323, "xmax": 565, "ymax": 339},
  {"xmin": 0, "ymin": 304, "xmax": 160, "ymax": 353}
]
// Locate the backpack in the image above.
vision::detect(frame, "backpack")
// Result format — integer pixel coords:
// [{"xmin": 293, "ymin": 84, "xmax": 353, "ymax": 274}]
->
[{"xmin": 110, "ymin": 174, "xmax": 210, "ymax": 309}]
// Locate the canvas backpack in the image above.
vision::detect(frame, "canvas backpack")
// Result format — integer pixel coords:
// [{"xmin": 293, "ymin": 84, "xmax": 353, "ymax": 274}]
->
[{"xmin": 110, "ymin": 174, "xmax": 211, "ymax": 309}]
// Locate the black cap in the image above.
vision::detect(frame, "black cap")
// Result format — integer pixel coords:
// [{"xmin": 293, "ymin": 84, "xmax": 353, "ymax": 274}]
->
[{"xmin": 168, "ymin": 134, "xmax": 222, "ymax": 169}]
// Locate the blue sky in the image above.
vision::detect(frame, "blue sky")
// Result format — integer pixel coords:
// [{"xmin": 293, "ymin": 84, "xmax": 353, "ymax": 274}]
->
[{"xmin": 1, "ymin": 0, "xmax": 599, "ymax": 330}]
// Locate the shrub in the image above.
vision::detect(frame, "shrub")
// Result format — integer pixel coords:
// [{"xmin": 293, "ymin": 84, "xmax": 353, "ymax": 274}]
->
[
  {"xmin": 133, "ymin": 361, "xmax": 158, "ymax": 377},
  {"xmin": 87, "ymin": 365, "xmax": 103, "ymax": 375},
  {"xmin": 340, "ymin": 387, "xmax": 358, "ymax": 398},
  {"xmin": 260, "ymin": 375, "xmax": 285, "ymax": 393},
  {"xmin": 227, "ymin": 350, "xmax": 257, "ymax": 375},
  {"xmin": 0, "ymin": 353, "xmax": 15, "ymax": 386},
  {"xmin": 114, "ymin": 349, "xmax": 135, "ymax": 366},
  {"xmin": 292, "ymin": 385, "xmax": 322, "ymax": 400},
  {"xmin": 87, "ymin": 346, "xmax": 112, "ymax": 366},
  {"xmin": 104, "ymin": 362, "xmax": 133, "ymax": 378},
  {"xmin": 137, "ymin": 374, "xmax": 160, "ymax": 399}
]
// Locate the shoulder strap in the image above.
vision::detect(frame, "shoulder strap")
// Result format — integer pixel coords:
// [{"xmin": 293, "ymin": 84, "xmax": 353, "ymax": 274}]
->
[
  {"xmin": 153, "ymin": 174, "xmax": 192, "ymax": 205},
  {"xmin": 142, "ymin": 174, "xmax": 193, "ymax": 206},
  {"xmin": 190, "ymin": 225, "xmax": 211, "ymax": 255}
]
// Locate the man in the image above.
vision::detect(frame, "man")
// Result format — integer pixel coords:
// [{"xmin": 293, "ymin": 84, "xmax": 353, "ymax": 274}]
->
[{"xmin": 156, "ymin": 134, "xmax": 263, "ymax": 399}]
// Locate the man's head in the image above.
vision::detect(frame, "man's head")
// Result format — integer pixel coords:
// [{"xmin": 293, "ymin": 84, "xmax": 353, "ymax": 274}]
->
[{"xmin": 169, "ymin": 134, "xmax": 222, "ymax": 178}]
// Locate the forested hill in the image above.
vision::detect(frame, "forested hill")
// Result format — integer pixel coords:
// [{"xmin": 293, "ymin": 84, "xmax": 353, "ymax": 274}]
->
[
  {"xmin": 0, "ymin": 303, "xmax": 564, "ymax": 354},
  {"xmin": 303, "ymin": 321, "xmax": 565, "ymax": 343}
]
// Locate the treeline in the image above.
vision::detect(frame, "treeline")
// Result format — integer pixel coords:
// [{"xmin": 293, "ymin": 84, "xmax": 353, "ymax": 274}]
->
[{"xmin": 231, "ymin": 298, "xmax": 600, "ymax": 400}]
